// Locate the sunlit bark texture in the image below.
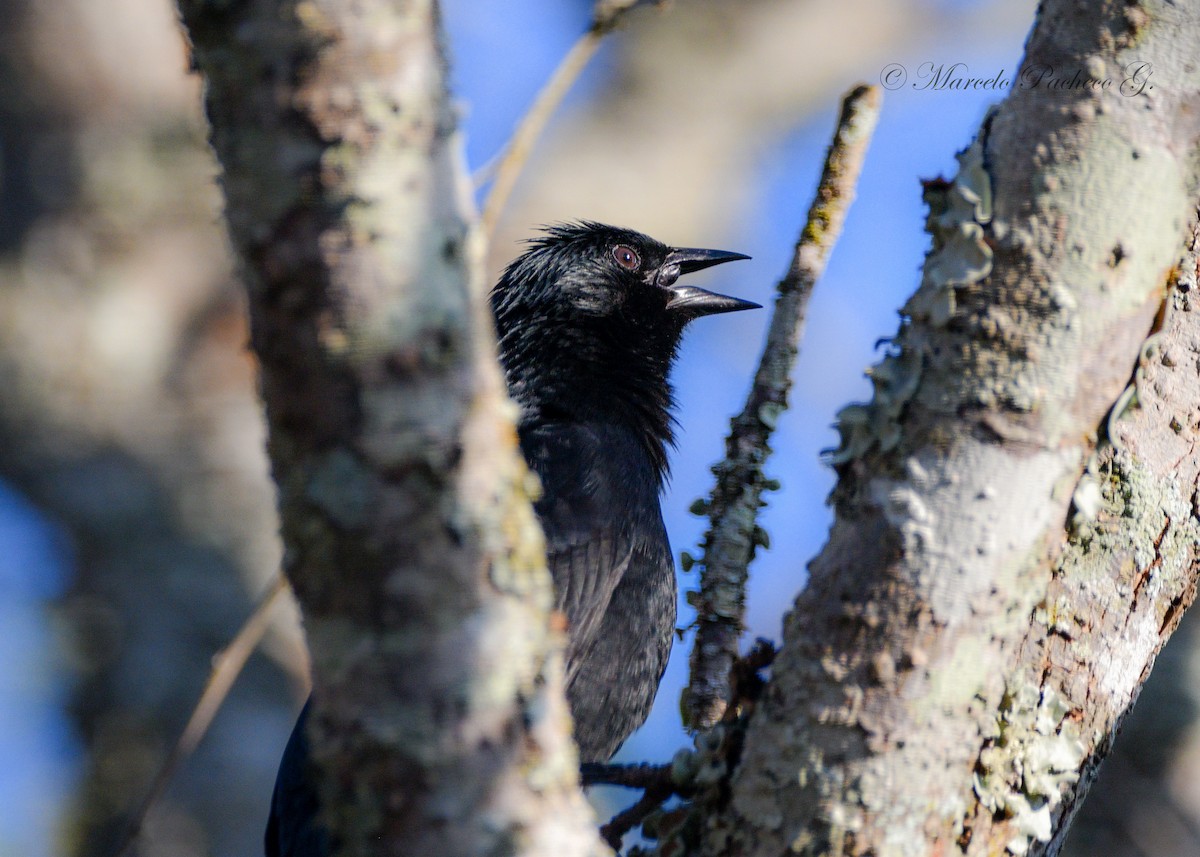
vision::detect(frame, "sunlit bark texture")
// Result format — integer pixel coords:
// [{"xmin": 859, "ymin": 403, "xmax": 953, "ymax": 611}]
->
[
  {"xmin": 175, "ymin": 1, "xmax": 602, "ymax": 855},
  {"xmin": 697, "ymin": 3, "xmax": 1200, "ymax": 856}
]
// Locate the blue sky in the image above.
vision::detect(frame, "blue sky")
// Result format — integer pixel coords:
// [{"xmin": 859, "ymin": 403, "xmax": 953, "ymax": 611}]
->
[{"xmin": 0, "ymin": 485, "xmax": 76, "ymax": 857}]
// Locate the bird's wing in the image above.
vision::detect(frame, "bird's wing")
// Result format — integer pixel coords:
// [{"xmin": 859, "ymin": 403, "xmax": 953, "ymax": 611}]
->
[
  {"xmin": 550, "ymin": 528, "xmax": 634, "ymax": 682},
  {"xmin": 565, "ymin": 535, "xmax": 676, "ymax": 762},
  {"xmin": 519, "ymin": 420, "xmax": 649, "ymax": 679}
]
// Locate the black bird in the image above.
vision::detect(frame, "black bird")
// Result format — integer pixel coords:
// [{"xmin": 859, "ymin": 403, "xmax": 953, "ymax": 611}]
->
[
  {"xmin": 265, "ymin": 222, "xmax": 755, "ymax": 856},
  {"xmin": 490, "ymin": 222, "xmax": 754, "ymax": 760}
]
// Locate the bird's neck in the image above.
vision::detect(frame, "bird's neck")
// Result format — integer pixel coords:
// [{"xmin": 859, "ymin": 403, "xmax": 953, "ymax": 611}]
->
[{"xmin": 503, "ymin": 334, "xmax": 678, "ymax": 483}]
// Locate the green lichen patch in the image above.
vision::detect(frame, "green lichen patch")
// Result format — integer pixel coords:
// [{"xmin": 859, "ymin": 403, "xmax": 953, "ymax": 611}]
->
[
  {"xmin": 825, "ymin": 346, "xmax": 924, "ymax": 465},
  {"xmin": 1061, "ymin": 448, "xmax": 1198, "ymax": 591},
  {"xmin": 906, "ymin": 131, "xmax": 995, "ymax": 328},
  {"xmin": 973, "ymin": 684, "xmax": 1085, "ymax": 855},
  {"xmin": 826, "ymin": 130, "xmax": 994, "ymax": 468}
]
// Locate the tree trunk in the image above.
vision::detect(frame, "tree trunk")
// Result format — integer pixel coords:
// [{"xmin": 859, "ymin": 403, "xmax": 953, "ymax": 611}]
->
[{"xmin": 699, "ymin": 3, "xmax": 1200, "ymax": 855}]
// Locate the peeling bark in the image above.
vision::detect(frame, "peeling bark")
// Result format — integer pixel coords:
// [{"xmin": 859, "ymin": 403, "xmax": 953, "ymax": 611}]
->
[
  {"xmin": 175, "ymin": 1, "xmax": 601, "ymax": 855},
  {"xmin": 700, "ymin": 3, "xmax": 1200, "ymax": 855}
]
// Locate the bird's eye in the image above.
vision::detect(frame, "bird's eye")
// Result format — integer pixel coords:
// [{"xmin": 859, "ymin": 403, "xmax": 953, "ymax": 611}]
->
[{"xmin": 612, "ymin": 244, "xmax": 641, "ymax": 271}]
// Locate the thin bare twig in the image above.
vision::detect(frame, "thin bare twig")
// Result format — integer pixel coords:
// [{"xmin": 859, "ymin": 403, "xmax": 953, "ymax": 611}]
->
[
  {"xmin": 684, "ymin": 84, "xmax": 882, "ymax": 731},
  {"xmin": 479, "ymin": 0, "xmax": 658, "ymax": 239},
  {"xmin": 115, "ymin": 574, "xmax": 290, "ymax": 857}
]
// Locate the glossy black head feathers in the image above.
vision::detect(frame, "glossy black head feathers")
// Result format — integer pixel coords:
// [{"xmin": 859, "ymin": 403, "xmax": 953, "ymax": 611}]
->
[{"xmin": 490, "ymin": 221, "xmax": 755, "ymax": 481}]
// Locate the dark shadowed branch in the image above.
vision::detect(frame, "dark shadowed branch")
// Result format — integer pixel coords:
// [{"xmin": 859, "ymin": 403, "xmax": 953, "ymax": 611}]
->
[
  {"xmin": 581, "ymin": 639, "xmax": 775, "ymax": 852},
  {"xmin": 599, "ymin": 781, "xmax": 677, "ymax": 851}
]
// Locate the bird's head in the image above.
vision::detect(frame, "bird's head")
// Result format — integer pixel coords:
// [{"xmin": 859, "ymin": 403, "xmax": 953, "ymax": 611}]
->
[
  {"xmin": 490, "ymin": 222, "xmax": 756, "ymax": 462},
  {"xmin": 491, "ymin": 221, "xmax": 756, "ymax": 331}
]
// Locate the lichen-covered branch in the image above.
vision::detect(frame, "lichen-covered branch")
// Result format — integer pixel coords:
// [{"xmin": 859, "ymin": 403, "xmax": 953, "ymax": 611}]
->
[
  {"xmin": 698, "ymin": 3, "xmax": 1200, "ymax": 856},
  {"xmin": 174, "ymin": 1, "xmax": 601, "ymax": 855},
  {"xmin": 684, "ymin": 84, "xmax": 880, "ymax": 731}
]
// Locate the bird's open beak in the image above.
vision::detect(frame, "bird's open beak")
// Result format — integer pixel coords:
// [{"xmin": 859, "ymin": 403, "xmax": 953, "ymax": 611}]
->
[
  {"xmin": 662, "ymin": 247, "xmax": 759, "ymax": 316},
  {"xmin": 667, "ymin": 247, "xmax": 750, "ymax": 275}
]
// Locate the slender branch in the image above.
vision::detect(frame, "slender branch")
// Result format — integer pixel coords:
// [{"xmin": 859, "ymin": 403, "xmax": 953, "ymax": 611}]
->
[
  {"xmin": 581, "ymin": 641, "xmax": 776, "ymax": 850},
  {"xmin": 115, "ymin": 574, "xmax": 289, "ymax": 857},
  {"xmin": 684, "ymin": 84, "xmax": 881, "ymax": 731},
  {"xmin": 581, "ymin": 762, "xmax": 674, "ymax": 790},
  {"xmin": 480, "ymin": 0, "xmax": 657, "ymax": 239}
]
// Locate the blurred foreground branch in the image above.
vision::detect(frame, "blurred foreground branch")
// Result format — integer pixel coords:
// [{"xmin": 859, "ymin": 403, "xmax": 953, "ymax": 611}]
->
[{"xmin": 175, "ymin": 0, "xmax": 601, "ymax": 854}]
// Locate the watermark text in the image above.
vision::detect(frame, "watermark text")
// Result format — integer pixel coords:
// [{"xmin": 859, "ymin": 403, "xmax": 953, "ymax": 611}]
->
[{"xmin": 879, "ymin": 61, "xmax": 1153, "ymax": 96}]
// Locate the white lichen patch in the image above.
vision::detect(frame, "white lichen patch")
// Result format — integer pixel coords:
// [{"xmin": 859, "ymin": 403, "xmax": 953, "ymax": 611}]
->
[
  {"xmin": 1070, "ymin": 472, "xmax": 1104, "ymax": 528},
  {"xmin": 1080, "ymin": 453, "xmax": 1199, "ymax": 706},
  {"xmin": 1033, "ymin": 596, "xmax": 1076, "ymax": 637},
  {"xmin": 871, "ymin": 480, "xmax": 937, "ymax": 556}
]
